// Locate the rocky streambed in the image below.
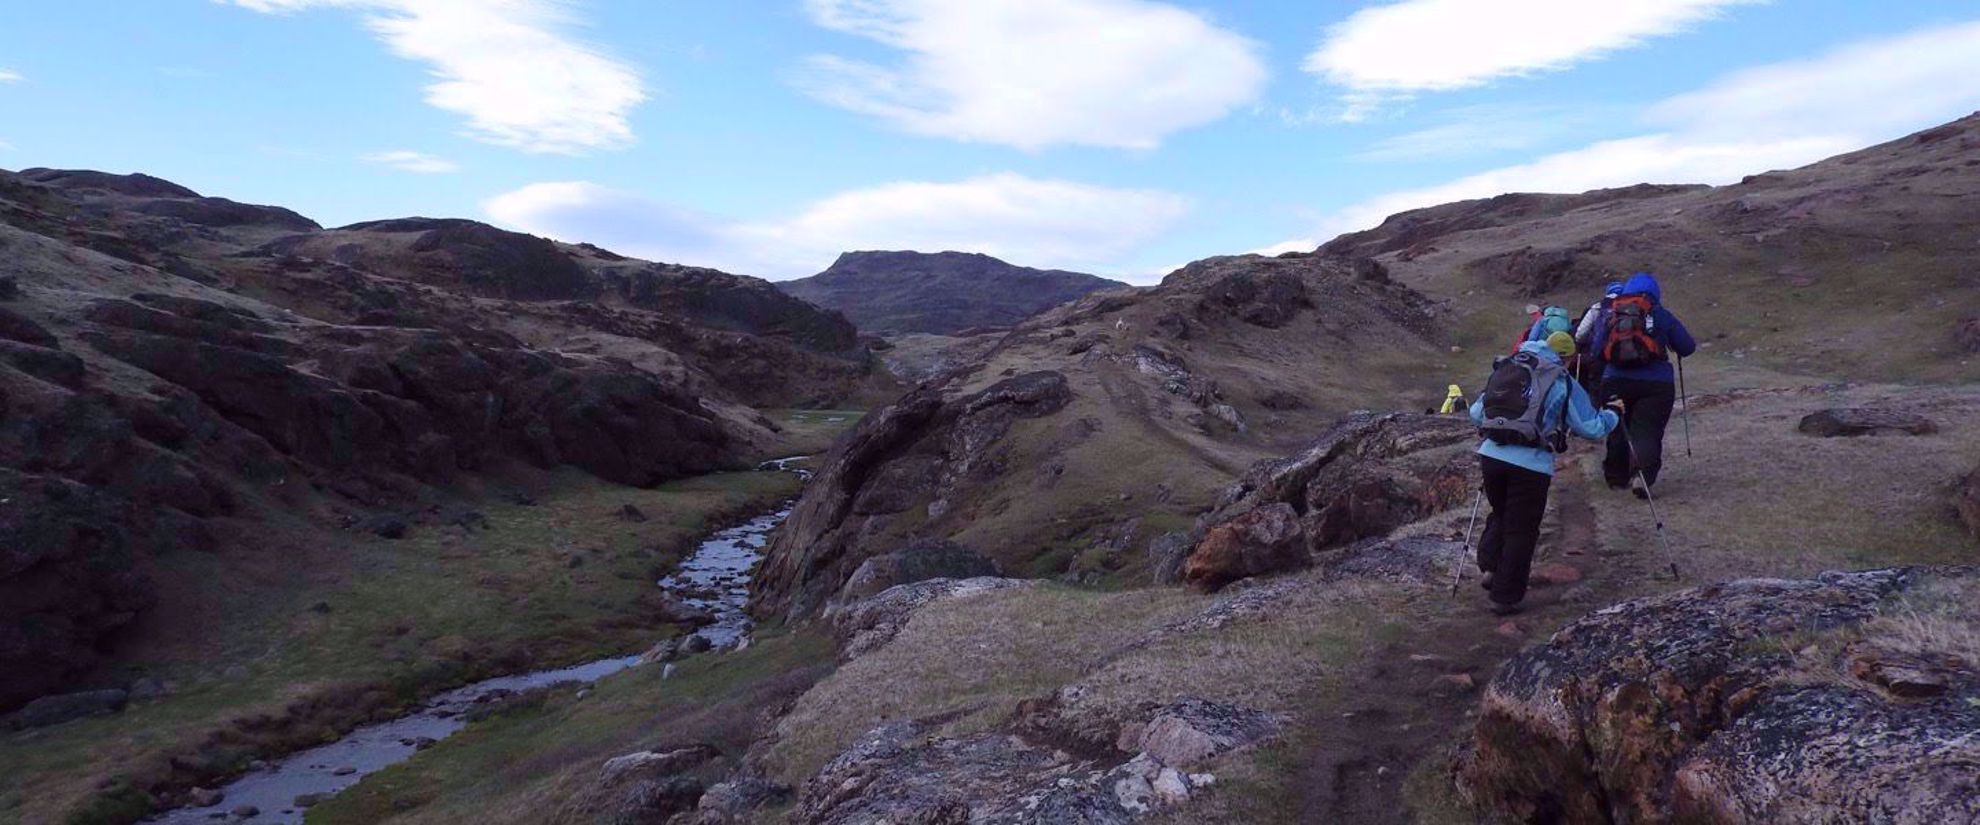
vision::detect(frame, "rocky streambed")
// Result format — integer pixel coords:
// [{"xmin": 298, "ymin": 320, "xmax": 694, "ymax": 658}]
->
[{"xmin": 144, "ymin": 459, "xmax": 810, "ymax": 825}]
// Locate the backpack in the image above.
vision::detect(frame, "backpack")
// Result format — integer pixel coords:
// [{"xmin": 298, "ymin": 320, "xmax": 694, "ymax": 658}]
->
[
  {"xmin": 1602, "ymin": 294, "xmax": 1665, "ymax": 367},
  {"xmin": 1478, "ymin": 351, "xmax": 1567, "ymax": 449},
  {"xmin": 1538, "ymin": 306, "xmax": 1573, "ymax": 337}
]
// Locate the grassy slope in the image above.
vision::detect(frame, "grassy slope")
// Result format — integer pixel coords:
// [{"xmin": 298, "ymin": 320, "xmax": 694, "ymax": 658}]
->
[
  {"xmin": 0, "ymin": 468, "xmax": 803, "ymax": 825},
  {"xmin": 310, "ymin": 631, "xmax": 836, "ymax": 825}
]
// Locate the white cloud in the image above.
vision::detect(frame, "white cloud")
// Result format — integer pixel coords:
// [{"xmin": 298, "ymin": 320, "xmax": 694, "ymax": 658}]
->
[
  {"xmin": 1351, "ymin": 104, "xmax": 1622, "ymax": 161},
  {"xmin": 0, "ymin": 139, "xmax": 14, "ymax": 151},
  {"xmin": 1307, "ymin": 0, "xmax": 1755, "ymax": 94},
  {"xmin": 362, "ymin": 149, "xmax": 461, "ymax": 173},
  {"xmin": 223, "ymin": 0, "xmax": 644, "ymax": 154},
  {"xmin": 485, "ymin": 174, "xmax": 1191, "ymax": 278},
  {"xmin": 796, "ymin": 0, "xmax": 1267, "ymax": 150},
  {"xmin": 1310, "ymin": 20, "xmax": 1980, "ymax": 243},
  {"xmin": 0, "ymin": 69, "xmax": 22, "ymax": 84}
]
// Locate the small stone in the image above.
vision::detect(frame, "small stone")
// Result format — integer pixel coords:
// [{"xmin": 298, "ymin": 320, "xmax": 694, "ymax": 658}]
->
[
  {"xmin": 332, "ymin": 766, "xmax": 356, "ymax": 776},
  {"xmin": 187, "ymin": 787, "xmax": 223, "ymax": 807},
  {"xmin": 1151, "ymin": 767, "xmax": 1191, "ymax": 805},
  {"xmin": 295, "ymin": 793, "xmax": 326, "ymax": 808},
  {"xmin": 1495, "ymin": 620, "xmax": 1527, "ymax": 638},
  {"xmin": 617, "ymin": 503, "xmax": 648, "ymax": 523},
  {"xmin": 230, "ymin": 805, "xmax": 259, "ymax": 819},
  {"xmin": 682, "ymin": 635, "xmax": 713, "ymax": 655},
  {"xmin": 128, "ymin": 677, "xmax": 169, "ymax": 702},
  {"xmin": 308, "ymin": 601, "xmax": 332, "ymax": 614}
]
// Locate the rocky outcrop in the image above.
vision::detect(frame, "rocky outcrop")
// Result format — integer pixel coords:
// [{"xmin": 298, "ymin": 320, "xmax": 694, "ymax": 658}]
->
[
  {"xmin": 1465, "ymin": 567, "xmax": 1980, "ymax": 824},
  {"xmin": 1181, "ymin": 503, "xmax": 1306, "ymax": 592},
  {"xmin": 832, "ymin": 577, "xmax": 1035, "ymax": 661},
  {"xmin": 560, "ymin": 744, "xmax": 722, "ymax": 824},
  {"xmin": 3, "ymin": 688, "xmax": 129, "ymax": 730},
  {"xmin": 1797, "ymin": 407, "xmax": 1939, "ymax": 437},
  {"xmin": 792, "ymin": 696, "xmax": 1278, "ymax": 824},
  {"xmin": 836, "ymin": 539, "xmax": 1001, "ymax": 604},
  {"xmin": 1178, "ymin": 413, "xmax": 1476, "ymax": 590},
  {"xmin": 779, "ymin": 250, "xmax": 1127, "ymax": 335},
  {"xmin": 753, "ymin": 372, "xmax": 1071, "ymax": 618}
]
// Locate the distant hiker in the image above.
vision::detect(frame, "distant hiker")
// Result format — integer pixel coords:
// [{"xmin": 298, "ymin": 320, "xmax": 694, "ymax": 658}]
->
[
  {"xmin": 1470, "ymin": 332, "xmax": 1620, "ymax": 614},
  {"xmin": 1591, "ymin": 272, "xmax": 1698, "ymax": 497},
  {"xmin": 1574, "ymin": 281, "xmax": 1625, "ymax": 352},
  {"xmin": 1511, "ymin": 305, "xmax": 1573, "ymax": 353},
  {"xmin": 1571, "ymin": 281, "xmax": 1625, "ymax": 392},
  {"xmin": 1439, "ymin": 383, "xmax": 1467, "ymax": 415}
]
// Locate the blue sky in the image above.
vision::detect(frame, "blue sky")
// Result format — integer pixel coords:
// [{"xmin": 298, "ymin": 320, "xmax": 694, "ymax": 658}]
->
[{"xmin": 3, "ymin": 1, "xmax": 1979, "ymax": 283}]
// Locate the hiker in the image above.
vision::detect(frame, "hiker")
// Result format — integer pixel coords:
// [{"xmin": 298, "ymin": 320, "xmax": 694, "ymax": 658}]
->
[
  {"xmin": 1511, "ymin": 305, "xmax": 1573, "ymax": 353},
  {"xmin": 1590, "ymin": 272, "xmax": 1697, "ymax": 496},
  {"xmin": 1469, "ymin": 332, "xmax": 1620, "ymax": 614},
  {"xmin": 1438, "ymin": 384, "xmax": 1466, "ymax": 415},
  {"xmin": 1570, "ymin": 281, "xmax": 1625, "ymax": 393}
]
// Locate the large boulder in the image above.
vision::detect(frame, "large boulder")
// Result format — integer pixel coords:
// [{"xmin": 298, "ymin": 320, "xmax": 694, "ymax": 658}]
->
[
  {"xmin": 1797, "ymin": 407, "xmax": 1938, "ymax": 437},
  {"xmin": 0, "ymin": 469, "xmax": 161, "ymax": 709},
  {"xmin": 835, "ymin": 539, "xmax": 1001, "ymax": 604},
  {"xmin": 1464, "ymin": 567, "xmax": 1980, "ymax": 824},
  {"xmin": 1181, "ymin": 503, "xmax": 1306, "ymax": 592},
  {"xmin": 1187, "ymin": 412, "xmax": 1477, "ymax": 581},
  {"xmin": 793, "ymin": 697, "xmax": 1278, "ymax": 824},
  {"xmin": 3, "ymin": 688, "xmax": 128, "ymax": 730},
  {"xmin": 832, "ymin": 577, "xmax": 1035, "ymax": 661},
  {"xmin": 753, "ymin": 372, "xmax": 1071, "ymax": 619}
]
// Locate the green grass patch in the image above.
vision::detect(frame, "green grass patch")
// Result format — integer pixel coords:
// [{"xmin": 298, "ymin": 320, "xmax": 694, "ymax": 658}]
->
[
  {"xmin": 0, "ymin": 468, "xmax": 802, "ymax": 825},
  {"xmin": 310, "ymin": 630, "xmax": 836, "ymax": 825}
]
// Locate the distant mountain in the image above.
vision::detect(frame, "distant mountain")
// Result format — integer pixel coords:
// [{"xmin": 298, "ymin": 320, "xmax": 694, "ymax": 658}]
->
[{"xmin": 777, "ymin": 250, "xmax": 1129, "ymax": 335}]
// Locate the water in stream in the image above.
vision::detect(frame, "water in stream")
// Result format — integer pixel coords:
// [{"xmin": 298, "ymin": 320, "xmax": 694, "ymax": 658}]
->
[{"xmin": 145, "ymin": 458, "xmax": 808, "ymax": 824}]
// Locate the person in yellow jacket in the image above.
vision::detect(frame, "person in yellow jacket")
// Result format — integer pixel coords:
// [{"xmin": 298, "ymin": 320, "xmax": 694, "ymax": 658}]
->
[{"xmin": 1438, "ymin": 384, "xmax": 1466, "ymax": 414}]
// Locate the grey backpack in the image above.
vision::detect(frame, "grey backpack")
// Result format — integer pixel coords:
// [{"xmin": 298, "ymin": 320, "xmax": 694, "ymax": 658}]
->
[{"xmin": 1478, "ymin": 352, "xmax": 1567, "ymax": 449}]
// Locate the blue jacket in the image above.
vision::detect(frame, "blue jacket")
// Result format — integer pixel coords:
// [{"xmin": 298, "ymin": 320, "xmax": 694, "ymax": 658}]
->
[
  {"xmin": 1469, "ymin": 342, "xmax": 1620, "ymax": 476},
  {"xmin": 1591, "ymin": 273, "xmax": 1697, "ymax": 383}
]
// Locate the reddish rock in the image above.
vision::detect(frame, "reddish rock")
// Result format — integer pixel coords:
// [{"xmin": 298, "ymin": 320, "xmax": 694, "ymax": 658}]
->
[
  {"xmin": 1182, "ymin": 503, "xmax": 1307, "ymax": 592},
  {"xmin": 1532, "ymin": 563, "xmax": 1584, "ymax": 586}
]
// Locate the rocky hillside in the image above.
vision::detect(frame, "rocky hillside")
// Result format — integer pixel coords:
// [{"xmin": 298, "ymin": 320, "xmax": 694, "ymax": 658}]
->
[
  {"xmin": 754, "ymin": 253, "xmax": 1450, "ymax": 618},
  {"xmin": 0, "ymin": 167, "xmax": 882, "ymax": 711},
  {"xmin": 777, "ymin": 250, "xmax": 1128, "ymax": 335},
  {"xmin": 1319, "ymin": 113, "xmax": 1980, "ymax": 383}
]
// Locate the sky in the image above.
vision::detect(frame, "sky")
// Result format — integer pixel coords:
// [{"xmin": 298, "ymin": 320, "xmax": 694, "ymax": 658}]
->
[{"xmin": 3, "ymin": 1, "xmax": 1980, "ymax": 283}]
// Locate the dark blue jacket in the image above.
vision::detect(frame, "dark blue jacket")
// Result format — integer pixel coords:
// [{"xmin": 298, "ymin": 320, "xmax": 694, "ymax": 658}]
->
[{"xmin": 1593, "ymin": 273, "xmax": 1696, "ymax": 383}]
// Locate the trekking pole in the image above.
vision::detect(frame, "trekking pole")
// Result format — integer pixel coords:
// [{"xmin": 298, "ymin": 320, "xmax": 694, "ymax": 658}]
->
[
  {"xmin": 1678, "ymin": 357, "xmax": 1693, "ymax": 457},
  {"xmin": 1451, "ymin": 490, "xmax": 1482, "ymax": 596},
  {"xmin": 1622, "ymin": 437, "xmax": 1673, "ymax": 557}
]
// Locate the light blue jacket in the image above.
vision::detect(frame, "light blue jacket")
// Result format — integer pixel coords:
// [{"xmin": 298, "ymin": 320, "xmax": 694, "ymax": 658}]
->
[{"xmin": 1468, "ymin": 341, "xmax": 1620, "ymax": 476}]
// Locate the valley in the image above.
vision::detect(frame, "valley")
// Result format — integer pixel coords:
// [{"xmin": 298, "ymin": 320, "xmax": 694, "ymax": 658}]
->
[{"xmin": 2, "ymin": 112, "xmax": 1978, "ymax": 825}]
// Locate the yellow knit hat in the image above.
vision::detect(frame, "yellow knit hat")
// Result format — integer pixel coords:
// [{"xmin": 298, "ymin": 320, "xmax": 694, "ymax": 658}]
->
[{"xmin": 1546, "ymin": 330, "xmax": 1577, "ymax": 357}]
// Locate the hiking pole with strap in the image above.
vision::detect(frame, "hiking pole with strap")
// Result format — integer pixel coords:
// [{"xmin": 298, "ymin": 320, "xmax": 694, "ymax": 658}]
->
[
  {"xmin": 1452, "ymin": 489, "xmax": 1482, "ymax": 596},
  {"xmin": 1622, "ymin": 435, "xmax": 1673, "ymax": 557},
  {"xmin": 1677, "ymin": 356, "xmax": 1693, "ymax": 457}
]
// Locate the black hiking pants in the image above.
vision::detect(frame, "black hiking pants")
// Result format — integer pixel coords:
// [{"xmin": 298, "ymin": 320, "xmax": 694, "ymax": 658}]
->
[
  {"xmin": 1477, "ymin": 456, "xmax": 1552, "ymax": 606},
  {"xmin": 1602, "ymin": 377, "xmax": 1678, "ymax": 488}
]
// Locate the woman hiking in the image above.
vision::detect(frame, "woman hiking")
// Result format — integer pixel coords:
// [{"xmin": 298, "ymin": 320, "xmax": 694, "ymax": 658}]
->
[
  {"xmin": 1468, "ymin": 332, "xmax": 1621, "ymax": 615},
  {"xmin": 1590, "ymin": 272, "xmax": 1697, "ymax": 497}
]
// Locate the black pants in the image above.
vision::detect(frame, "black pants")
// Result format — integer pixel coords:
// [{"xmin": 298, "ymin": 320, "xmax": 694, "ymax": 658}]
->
[
  {"xmin": 1602, "ymin": 377, "xmax": 1677, "ymax": 488},
  {"xmin": 1478, "ymin": 456, "xmax": 1552, "ymax": 606}
]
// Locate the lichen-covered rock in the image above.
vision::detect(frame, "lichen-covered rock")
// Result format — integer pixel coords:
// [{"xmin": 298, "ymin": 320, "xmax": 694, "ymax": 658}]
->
[
  {"xmin": 1464, "ymin": 567, "xmax": 1980, "ymax": 824},
  {"xmin": 1797, "ymin": 407, "xmax": 1938, "ymax": 437},
  {"xmin": 1182, "ymin": 503, "xmax": 1307, "ymax": 592},
  {"xmin": 835, "ymin": 539, "xmax": 1001, "ymax": 604},
  {"xmin": 794, "ymin": 697, "xmax": 1276, "ymax": 825},
  {"xmin": 832, "ymin": 577, "xmax": 1034, "ymax": 661},
  {"xmin": 754, "ymin": 372, "xmax": 1070, "ymax": 619},
  {"xmin": 1319, "ymin": 536, "xmax": 1468, "ymax": 585},
  {"xmin": 560, "ymin": 745, "xmax": 720, "ymax": 824},
  {"xmin": 1188, "ymin": 412, "xmax": 1476, "ymax": 586}
]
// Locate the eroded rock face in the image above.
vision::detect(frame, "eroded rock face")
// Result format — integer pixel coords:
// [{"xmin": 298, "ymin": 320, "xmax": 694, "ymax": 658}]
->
[
  {"xmin": 832, "ymin": 577, "xmax": 1035, "ymax": 661},
  {"xmin": 1181, "ymin": 413, "xmax": 1476, "ymax": 591},
  {"xmin": 559, "ymin": 745, "xmax": 720, "ymax": 824},
  {"xmin": 793, "ymin": 697, "xmax": 1277, "ymax": 825},
  {"xmin": 1181, "ymin": 503, "xmax": 1306, "ymax": 592},
  {"xmin": 753, "ymin": 372, "xmax": 1071, "ymax": 619},
  {"xmin": 1797, "ymin": 407, "xmax": 1939, "ymax": 437},
  {"xmin": 1465, "ymin": 567, "xmax": 1980, "ymax": 824}
]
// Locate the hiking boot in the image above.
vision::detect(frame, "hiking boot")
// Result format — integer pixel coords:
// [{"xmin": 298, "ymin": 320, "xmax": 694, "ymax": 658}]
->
[
  {"xmin": 1632, "ymin": 478, "xmax": 1651, "ymax": 500},
  {"xmin": 1489, "ymin": 601, "xmax": 1524, "ymax": 617},
  {"xmin": 1479, "ymin": 573, "xmax": 1495, "ymax": 592}
]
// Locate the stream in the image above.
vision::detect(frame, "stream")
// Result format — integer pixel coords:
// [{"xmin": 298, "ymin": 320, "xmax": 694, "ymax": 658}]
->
[{"xmin": 144, "ymin": 457, "xmax": 809, "ymax": 824}]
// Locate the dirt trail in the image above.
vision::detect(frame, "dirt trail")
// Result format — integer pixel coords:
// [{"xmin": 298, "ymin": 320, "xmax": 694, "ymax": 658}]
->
[{"xmin": 1293, "ymin": 456, "xmax": 1622, "ymax": 823}]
